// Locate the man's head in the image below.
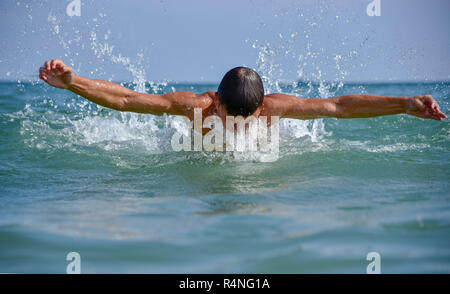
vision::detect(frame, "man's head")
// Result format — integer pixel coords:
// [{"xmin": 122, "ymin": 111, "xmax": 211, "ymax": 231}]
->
[{"xmin": 217, "ymin": 67, "xmax": 264, "ymax": 117}]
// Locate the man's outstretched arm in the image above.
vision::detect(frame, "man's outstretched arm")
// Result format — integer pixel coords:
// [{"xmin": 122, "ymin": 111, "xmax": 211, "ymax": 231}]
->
[
  {"xmin": 39, "ymin": 59, "xmax": 207, "ymax": 117},
  {"xmin": 268, "ymin": 93, "xmax": 446, "ymax": 121}
]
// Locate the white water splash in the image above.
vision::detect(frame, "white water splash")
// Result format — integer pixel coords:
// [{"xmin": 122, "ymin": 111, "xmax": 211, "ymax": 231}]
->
[
  {"xmin": 38, "ymin": 3, "xmax": 371, "ymax": 163},
  {"xmin": 90, "ymin": 31, "xmax": 147, "ymax": 93}
]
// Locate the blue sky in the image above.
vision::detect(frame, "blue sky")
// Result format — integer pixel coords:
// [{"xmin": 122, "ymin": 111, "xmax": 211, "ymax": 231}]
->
[{"xmin": 0, "ymin": 0, "xmax": 449, "ymax": 83}]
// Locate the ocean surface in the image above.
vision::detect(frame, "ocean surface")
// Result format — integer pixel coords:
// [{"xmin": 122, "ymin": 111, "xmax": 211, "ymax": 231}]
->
[{"xmin": 0, "ymin": 80, "xmax": 449, "ymax": 273}]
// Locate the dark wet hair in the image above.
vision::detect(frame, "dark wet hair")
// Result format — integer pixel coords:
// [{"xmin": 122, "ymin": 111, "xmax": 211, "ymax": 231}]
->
[{"xmin": 217, "ymin": 67, "xmax": 264, "ymax": 117}]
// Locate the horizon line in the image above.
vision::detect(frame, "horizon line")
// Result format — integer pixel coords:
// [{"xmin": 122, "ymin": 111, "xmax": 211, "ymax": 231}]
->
[{"xmin": 1, "ymin": 78, "xmax": 449, "ymax": 85}]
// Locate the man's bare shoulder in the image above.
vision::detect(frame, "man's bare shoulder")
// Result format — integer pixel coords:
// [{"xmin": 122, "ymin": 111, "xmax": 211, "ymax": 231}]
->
[
  {"xmin": 199, "ymin": 91, "xmax": 215, "ymax": 109},
  {"xmin": 163, "ymin": 91, "xmax": 213, "ymax": 108},
  {"xmin": 262, "ymin": 93, "xmax": 302, "ymax": 116},
  {"xmin": 264, "ymin": 93, "xmax": 300, "ymax": 101}
]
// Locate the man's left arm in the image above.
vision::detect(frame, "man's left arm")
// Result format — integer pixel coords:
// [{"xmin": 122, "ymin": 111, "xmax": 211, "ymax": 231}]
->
[{"xmin": 273, "ymin": 93, "xmax": 446, "ymax": 121}]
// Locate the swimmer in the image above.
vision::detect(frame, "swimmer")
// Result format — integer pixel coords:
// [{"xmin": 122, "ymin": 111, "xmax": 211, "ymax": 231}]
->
[{"xmin": 39, "ymin": 59, "xmax": 446, "ymax": 134}]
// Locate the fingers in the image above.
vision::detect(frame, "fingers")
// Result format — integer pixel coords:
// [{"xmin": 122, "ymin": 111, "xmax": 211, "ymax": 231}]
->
[
  {"xmin": 433, "ymin": 104, "xmax": 446, "ymax": 118},
  {"xmin": 50, "ymin": 59, "xmax": 64, "ymax": 70},
  {"xmin": 430, "ymin": 103, "xmax": 446, "ymax": 120},
  {"xmin": 55, "ymin": 63, "xmax": 65, "ymax": 74},
  {"xmin": 43, "ymin": 59, "xmax": 64, "ymax": 71},
  {"xmin": 437, "ymin": 110, "xmax": 446, "ymax": 120},
  {"xmin": 426, "ymin": 108, "xmax": 443, "ymax": 121},
  {"xmin": 39, "ymin": 67, "xmax": 48, "ymax": 82},
  {"xmin": 41, "ymin": 59, "xmax": 71, "ymax": 81},
  {"xmin": 429, "ymin": 109, "xmax": 446, "ymax": 121},
  {"xmin": 58, "ymin": 64, "xmax": 73, "ymax": 74},
  {"xmin": 421, "ymin": 94, "xmax": 446, "ymax": 120}
]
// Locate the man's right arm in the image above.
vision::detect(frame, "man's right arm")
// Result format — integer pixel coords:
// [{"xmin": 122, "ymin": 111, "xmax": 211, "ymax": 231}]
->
[{"xmin": 39, "ymin": 59, "xmax": 207, "ymax": 117}]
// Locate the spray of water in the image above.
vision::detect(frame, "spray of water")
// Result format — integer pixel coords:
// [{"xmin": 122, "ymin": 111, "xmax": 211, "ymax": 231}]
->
[{"xmin": 16, "ymin": 1, "xmax": 368, "ymax": 164}]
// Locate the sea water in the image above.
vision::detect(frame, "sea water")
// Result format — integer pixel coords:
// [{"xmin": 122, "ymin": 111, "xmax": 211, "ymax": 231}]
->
[
  {"xmin": 1, "ymin": 0, "xmax": 449, "ymax": 273},
  {"xmin": 0, "ymin": 80, "xmax": 449, "ymax": 273}
]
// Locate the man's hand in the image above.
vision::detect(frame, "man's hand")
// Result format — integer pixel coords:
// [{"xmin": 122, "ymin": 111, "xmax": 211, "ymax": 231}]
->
[
  {"xmin": 39, "ymin": 59, "xmax": 74, "ymax": 89},
  {"xmin": 406, "ymin": 94, "xmax": 446, "ymax": 121}
]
